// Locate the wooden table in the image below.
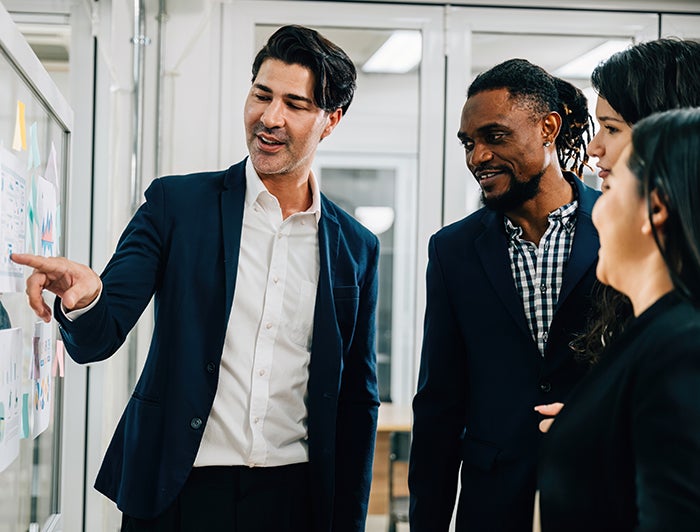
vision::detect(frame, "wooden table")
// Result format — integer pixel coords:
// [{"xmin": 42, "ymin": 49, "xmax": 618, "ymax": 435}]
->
[{"xmin": 368, "ymin": 403, "xmax": 413, "ymax": 515}]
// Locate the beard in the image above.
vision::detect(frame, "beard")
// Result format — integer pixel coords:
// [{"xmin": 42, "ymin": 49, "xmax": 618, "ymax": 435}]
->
[{"xmin": 481, "ymin": 169, "xmax": 544, "ymax": 212}]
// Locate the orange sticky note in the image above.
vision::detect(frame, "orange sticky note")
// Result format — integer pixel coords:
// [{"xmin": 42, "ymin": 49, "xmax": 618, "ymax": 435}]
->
[{"xmin": 12, "ymin": 100, "xmax": 27, "ymax": 151}]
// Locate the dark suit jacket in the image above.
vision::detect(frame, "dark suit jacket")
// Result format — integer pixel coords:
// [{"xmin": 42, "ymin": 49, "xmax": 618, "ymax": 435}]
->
[
  {"xmin": 409, "ymin": 175, "xmax": 600, "ymax": 532},
  {"xmin": 539, "ymin": 291, "xmax": 700, "ymax": 532},
  {"xmin": 55, "ymin": 159, "xmax": 381, "ymax": 532}
]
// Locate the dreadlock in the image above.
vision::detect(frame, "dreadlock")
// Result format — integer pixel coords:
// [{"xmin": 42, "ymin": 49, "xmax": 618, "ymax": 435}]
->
[{"xmin": 468, "ymin": 58, "xmax": 593, "ymax": 178}]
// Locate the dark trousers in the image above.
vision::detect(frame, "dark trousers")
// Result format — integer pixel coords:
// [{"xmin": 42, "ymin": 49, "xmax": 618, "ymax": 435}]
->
[{"xmin": 121, "ymin": 463, "xmax": 311, "ymax": 532}]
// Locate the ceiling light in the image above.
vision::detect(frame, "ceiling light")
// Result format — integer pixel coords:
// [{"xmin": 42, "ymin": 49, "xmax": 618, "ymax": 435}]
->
[
  {"xmin": 554, "ymin": 39, "xmax": 631, "ymax": 79},
  {"xmin": 354, "ymin": 206, "xmax": 395, "ymax": 235},
  {"xmin": 362, "ymin": 30, "xmax": 422, "ymax": 74}
]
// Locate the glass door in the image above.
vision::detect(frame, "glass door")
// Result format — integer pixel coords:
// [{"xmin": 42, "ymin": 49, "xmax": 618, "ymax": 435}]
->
[
  {"xmin": 661, "ymin": 14, "xmax": 700, "ymax": 38},
  {"xmin": 222, "ymin": 1, "xmax": 446, "ymax": 406}
]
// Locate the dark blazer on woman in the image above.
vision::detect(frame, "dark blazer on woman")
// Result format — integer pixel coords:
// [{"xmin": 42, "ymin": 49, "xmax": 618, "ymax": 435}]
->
[
  {"xmin": 410, "ymin": 175, "xmax": 601, "ymax": 531},
  {"xmin": 54, "ymin": 159, "xmax": 381, "ymax": 532},
  {"xmin": 539, "ymin": 291, "xmax": 700, "ymax": 531}
]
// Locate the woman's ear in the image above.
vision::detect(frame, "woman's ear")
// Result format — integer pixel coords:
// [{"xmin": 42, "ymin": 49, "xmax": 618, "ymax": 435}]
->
[{"xmin": 641, "ymin": 189, "xmax": 669, "ymax": 235}]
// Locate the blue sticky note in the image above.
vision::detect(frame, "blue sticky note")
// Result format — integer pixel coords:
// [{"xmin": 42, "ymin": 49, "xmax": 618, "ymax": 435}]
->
[{"xmin": 27, "ymin": 122, "xmax": 40, "ymax": 170}]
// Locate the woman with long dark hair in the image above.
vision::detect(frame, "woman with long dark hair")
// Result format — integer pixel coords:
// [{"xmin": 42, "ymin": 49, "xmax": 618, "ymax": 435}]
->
[
  {"xmin": 536, "ymin": 39, "xmax": 700, "ymax": 430},
  {"xmin": 538, "ymin": 108, "xmax": 700, "ymax": 531}
]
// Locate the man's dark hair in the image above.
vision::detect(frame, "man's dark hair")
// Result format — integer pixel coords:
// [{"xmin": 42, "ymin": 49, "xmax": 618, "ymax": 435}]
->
[
  {"xmin": 468, "ymin": 58, "xmax": 593, "ymax": 178},
  {"xmin": 252, "ymin": 25, "xmax": 357, "ymax": 115}
]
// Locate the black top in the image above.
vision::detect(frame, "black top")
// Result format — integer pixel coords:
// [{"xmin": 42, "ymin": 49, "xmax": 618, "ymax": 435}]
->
[{"xmin": 539, "ymin": 291, "xmax": 700, "ymax": 531}]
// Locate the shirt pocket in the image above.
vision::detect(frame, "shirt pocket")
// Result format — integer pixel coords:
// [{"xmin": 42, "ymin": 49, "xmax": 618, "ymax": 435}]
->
[{"xmin": 287, "ymin": 280, "xmax": 317, "ymax": 349}]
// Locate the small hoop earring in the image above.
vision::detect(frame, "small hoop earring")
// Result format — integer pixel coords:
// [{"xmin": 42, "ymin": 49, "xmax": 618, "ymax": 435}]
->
[{"xmin": 543, "ymin": 141, "xmax": 552, "ymax": 147}]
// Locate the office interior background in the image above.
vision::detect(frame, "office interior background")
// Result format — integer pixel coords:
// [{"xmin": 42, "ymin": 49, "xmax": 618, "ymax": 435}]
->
[{"xmin": 0, "ymin": 0, "xmax": 698, "ymax": 530}]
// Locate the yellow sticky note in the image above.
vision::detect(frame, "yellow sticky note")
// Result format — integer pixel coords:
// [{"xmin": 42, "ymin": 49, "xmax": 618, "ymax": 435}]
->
[{"xmin": 12, "ymin": 100, "xmax": 27, "ymax": 151}]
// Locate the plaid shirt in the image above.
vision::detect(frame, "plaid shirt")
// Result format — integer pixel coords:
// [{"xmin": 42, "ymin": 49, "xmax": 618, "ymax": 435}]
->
[{"xmin": 504, "ymin": 199, "xmax": 578, "ymax": 355}]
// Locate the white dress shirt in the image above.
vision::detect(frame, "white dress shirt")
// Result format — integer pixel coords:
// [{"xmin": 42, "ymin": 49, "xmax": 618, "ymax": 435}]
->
[{"xmin": 193, "ymin": 159, "xmax": 321, "ymax": 467}]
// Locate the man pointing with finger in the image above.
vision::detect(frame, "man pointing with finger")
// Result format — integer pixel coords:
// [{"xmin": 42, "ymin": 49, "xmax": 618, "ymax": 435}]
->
[{"xmin": 13, "ymin": 25, "xmax": 380, "ymax": 532}]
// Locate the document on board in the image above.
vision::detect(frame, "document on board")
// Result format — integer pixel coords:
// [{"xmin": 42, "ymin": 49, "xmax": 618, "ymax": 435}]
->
[
  {"xmin": 31, "ymin": 321, "xmax": 53, "ymax": 438},
  {"xmin": 0, "ymin": 146, "xmax": 27, "ymax": 292},
  {"xmin": 35, "ymin": 175, "xmax": 57, "ymax": 258},
  {"xmin": 0, "ymin": 327, "xmax": 22, "ymax": 472}
]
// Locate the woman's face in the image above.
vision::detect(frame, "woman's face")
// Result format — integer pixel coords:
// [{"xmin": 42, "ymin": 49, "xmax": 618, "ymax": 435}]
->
[
  {"xmin": 587, "ymin": 96, "xmax": 632, "ymax": 180},
  {"xmin": 591, "ymin": 144, "xmax": 649, "ymax": 292}
]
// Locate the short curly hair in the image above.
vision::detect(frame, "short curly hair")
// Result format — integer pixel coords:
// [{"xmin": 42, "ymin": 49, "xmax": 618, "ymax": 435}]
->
[{"xmin": 468, "ymin": 58, "xmax": 593, "ymax": 177}]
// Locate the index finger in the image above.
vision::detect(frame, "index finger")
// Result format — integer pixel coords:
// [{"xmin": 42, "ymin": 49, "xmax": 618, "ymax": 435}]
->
[
  {"xmin": 534, "ymin": 402, "xmax": 564, "ymax": 416},
  {"xmin": 11, "ymin": 253, "xmax": 55, "ymax": 270}
]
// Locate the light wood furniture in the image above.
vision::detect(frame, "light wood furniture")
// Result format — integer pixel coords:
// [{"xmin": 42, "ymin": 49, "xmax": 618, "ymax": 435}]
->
[{"xmin": 368, "ymin": 404, "xmax": 413, "ymax": 515}]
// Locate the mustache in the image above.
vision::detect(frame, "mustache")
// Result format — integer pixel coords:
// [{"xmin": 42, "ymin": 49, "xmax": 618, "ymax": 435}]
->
[
  {"xmin": 253, "ymin": 124, "xmax": 288, "ymax": 143},
  {"xmin": 473, "ymin": 164, "xmax": 509, "ymax": 176}
]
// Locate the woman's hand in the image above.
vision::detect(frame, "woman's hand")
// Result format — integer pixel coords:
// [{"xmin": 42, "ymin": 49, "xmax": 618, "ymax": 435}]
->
[{"xmin": 534, "ymin": 402, "xmax": 564, "ymax": 433}]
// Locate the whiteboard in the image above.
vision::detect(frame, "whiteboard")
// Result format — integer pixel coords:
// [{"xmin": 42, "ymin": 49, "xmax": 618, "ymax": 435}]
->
[{"xmin": 0, "ymin": 2, "xmax": 71, "ymax": 531}]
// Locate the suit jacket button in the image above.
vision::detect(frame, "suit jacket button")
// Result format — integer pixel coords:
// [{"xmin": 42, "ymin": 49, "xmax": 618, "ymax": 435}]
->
[
  {"xmin": 540, "ymin": 382, "xmax": 552, "ymax": 393},
  {"xmin": 190, "ymin": 417, "xmax": 203, "ymax": 430},
  {"xmin": 206, "ymin": 362, "xmax": 216, "ymax": 373}
]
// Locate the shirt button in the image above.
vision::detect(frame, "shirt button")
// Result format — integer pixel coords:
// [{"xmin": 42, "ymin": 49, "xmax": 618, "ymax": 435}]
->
[
  {"xmin": 301, "ymin": 220, "xmax": 306, "ymax": 225},
  {"xmin": 265, "ymin": 322, "xmax": 272, "ymax": 329},
  {"xmin": 540, "ymin": 284, "xmax": 547, "ymax": 293},
  {"xmin": 259, "ymin": 369, "xmax": 265, "ymax": 376},
  {"xmin": 206, "ymin": 362, "xmax": 216, "ymax": 373},
  {"xmin": 273, "ymin": 276, "xmax": 279, "ymax": 284},
  {"xmin": 544, "ymin": 242, "xmax": 550, "ymax": 251},
  {"xmin": 277, "ymin": 233, "xmax": 282, "ymax": 239},
  {"xmin": 190, "ymin": 417, "xmax": 203, "ymax": 430},
  {"xmin": 540, "ymin": 382, "xmax": 552, "ymax": 393},
  {"xmin": 253, "ymin": 417, "xmax": 259, "ymax": 424}
]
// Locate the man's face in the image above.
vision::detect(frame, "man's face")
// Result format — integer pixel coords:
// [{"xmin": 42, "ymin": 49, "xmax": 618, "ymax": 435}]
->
[
  {"xmin": 458, "ymin": 88, "xmax": 551, "ymax": 212},
  {"xmin": 244, "ymin": 58, "xmax": 341, "ymax": 182}
]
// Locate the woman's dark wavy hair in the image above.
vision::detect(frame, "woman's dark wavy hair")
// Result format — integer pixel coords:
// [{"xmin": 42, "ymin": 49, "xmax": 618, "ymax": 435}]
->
[
  {"xmin": 575, "ymin": 39, "xmax": 700, "ymax": 363},
  {"xmin": 591, "ymin": 39, "xmax": 700, "ymax": 125},
  {"xmin": 631, "ymin": 108, "xmax": 700, "ymax": 303},
  {"xmin": 468, "ymin": 58, "xmax": 593, "ymax": 178},
  {"xmin": 252, "ymin": 25, "xmax": 356, "ymax": 115}
]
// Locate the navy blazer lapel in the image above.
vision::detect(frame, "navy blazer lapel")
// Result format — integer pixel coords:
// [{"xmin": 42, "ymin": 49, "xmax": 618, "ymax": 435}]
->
[
  {"xmin": 310, "ymin": 196, "xmax": 341, "ymax": 389},
  {"xmin": 557, "ymin": 179, "xmax": 600, "ymax": 311},
  {"xmin": 475, "ymin": 210, "xmax": 531, "ymax": 339},
  {"xmin": 220, "ymin": 160, "xmax": 246, "ymax": 319}
]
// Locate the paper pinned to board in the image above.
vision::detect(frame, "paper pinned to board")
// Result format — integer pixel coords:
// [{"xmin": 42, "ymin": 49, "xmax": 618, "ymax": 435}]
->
[{"xmin": 0, "ymin": 328, "xmax": 22, "ymax": 472}]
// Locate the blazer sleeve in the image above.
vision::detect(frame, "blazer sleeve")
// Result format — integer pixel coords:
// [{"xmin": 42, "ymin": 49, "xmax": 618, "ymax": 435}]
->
[
  {"xmin": 55, "ymin": 178, "xmax": 166, "ymax": 363},
  {"xmin": 409, "ymin": 235, "xmax": 467, "ymax": 531},
  {"xmin": 332, "ymin": 233, "xmax": 381, "ymax": 532},
  {"xmin": 632, "ymin": 331, "xmax": 700, "ymax": 531}
]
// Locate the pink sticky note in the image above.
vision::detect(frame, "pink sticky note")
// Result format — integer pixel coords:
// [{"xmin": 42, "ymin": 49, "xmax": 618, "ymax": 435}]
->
[{"xmin": 54, "ymin": 339, "xmax": 65, "ymax": 377}]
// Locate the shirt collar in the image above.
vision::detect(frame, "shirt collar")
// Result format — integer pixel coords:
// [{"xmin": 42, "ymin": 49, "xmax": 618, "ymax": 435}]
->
[
  {"xmin": 503, "ymin": 183, "xmax": 579, "ymax": 240},
  {"xmin": 245, "ymin": 158, "xmax": 322, "ymax": 223}
]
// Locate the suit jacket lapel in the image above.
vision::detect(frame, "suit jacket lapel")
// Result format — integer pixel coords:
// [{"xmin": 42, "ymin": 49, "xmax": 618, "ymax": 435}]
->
[
  {"xmin": 310, "ymin": 197, "xmax": 341, "ymax": 392},
  {"xmin": 475, "ymin": 211, "xmax": 532, "ymax": 339},
  {"xmin": 221, "ymin": 161, "xmax": 246, "ymax": 319},
  {"xmin": 557, "ymin": 180, "xmax": 600, "ymax": 311}
]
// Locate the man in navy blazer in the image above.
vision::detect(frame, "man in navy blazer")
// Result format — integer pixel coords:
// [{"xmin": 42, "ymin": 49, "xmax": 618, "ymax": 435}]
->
[
  {"xmin": 13, "ymin": 26, "xmax": 379, "ymax": 532},
  {"xmin": 409, "ymin": 59, "xmax": 600, "ymax": 531}
]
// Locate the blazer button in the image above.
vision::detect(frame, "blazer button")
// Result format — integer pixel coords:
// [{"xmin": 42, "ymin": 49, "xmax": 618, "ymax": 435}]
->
[
  {"xmin": 190, "ymin": 417, "xmax": 203, "ymax": 430},
  {"xmin": 206, "ymin": 362, "xmax": 216, "ymax": 373},
  {"xmin": 540, "ymin": 382, "xmax": 552, "ymax": 393}
]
